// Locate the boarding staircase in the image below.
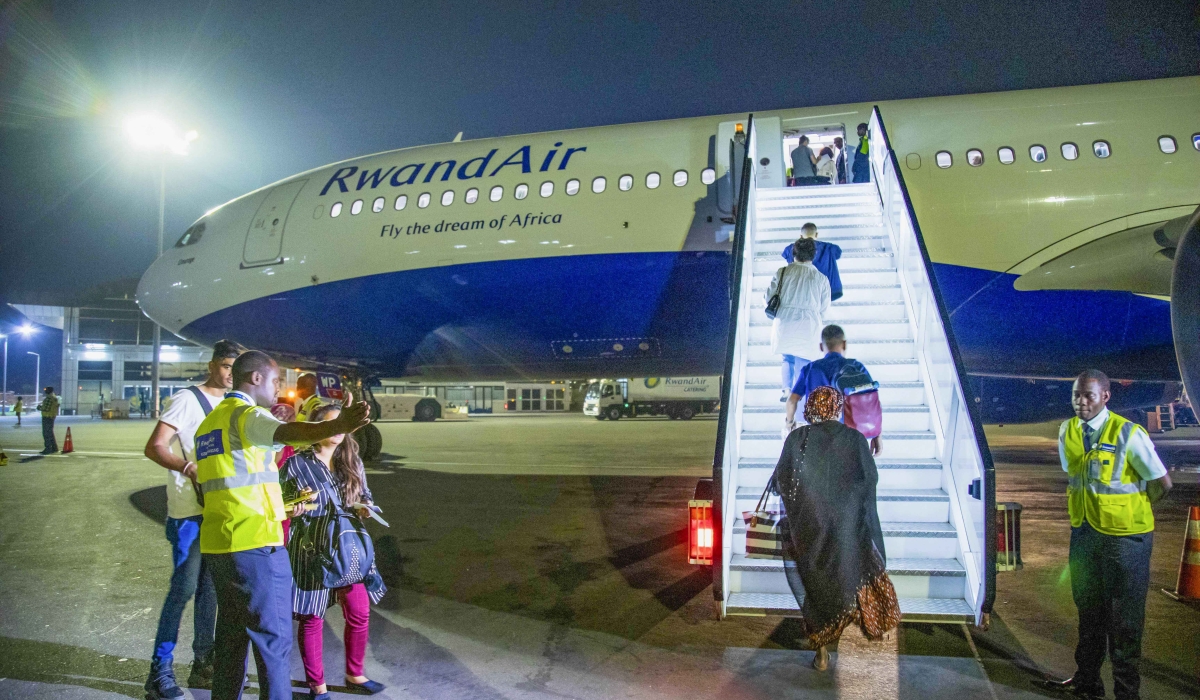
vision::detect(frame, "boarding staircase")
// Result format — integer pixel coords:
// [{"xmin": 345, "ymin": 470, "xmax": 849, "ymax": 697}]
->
[{"xmin": 714, "ymin": 110, "xmax": 996, "ymax": 625}]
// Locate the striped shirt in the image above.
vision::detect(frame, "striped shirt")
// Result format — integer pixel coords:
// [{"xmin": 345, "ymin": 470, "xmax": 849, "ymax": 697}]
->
[{"xmin": 280, "ymin": 449, "xmax": 386, "ymax": 616}]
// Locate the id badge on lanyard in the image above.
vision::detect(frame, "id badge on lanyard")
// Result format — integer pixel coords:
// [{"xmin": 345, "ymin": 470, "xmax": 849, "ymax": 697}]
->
[{"xmin": 1089, "ymin": 458, "xmax": 1103, "ymax": 480}]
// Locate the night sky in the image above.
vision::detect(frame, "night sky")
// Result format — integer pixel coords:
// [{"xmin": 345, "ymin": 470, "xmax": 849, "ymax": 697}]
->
[{"xmin": 0, "ymin": 0, "xmax": 1196, "ymax": 383}]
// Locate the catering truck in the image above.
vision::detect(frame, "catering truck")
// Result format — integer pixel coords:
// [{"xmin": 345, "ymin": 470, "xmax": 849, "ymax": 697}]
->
[{"xmin": 583, "ymin": 377, "xmax": 720, "ymax": 420}]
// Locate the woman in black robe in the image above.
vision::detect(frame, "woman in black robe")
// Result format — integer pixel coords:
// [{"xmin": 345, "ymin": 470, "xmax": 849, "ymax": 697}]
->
[{"xmin": 774, "ymin": 386, "xmax": 901, "ymax": 669}]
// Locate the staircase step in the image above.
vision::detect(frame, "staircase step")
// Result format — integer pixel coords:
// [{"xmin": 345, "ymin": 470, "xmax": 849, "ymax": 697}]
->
[
  {"xmin": 739, "ymin": 404, "xmax": 931, "ymax": 439},
  {"xmin": 725, "ymin": 592, "xmax": 974, "ymax": 623},
  {"xmin": 748, "ymin": 301, "xmax": 907, "ymax": 324},
  {"xmin": 747, "ymin": 339, "xmax": 915, "ymax": 362},
  {"xmin": 728, "ymin": 554, "xmax": 966, "ymax": 599},
  {"xmin": 731, "ymin": 519, "xmax": 957, "ymax": 559},
  {"xmin": 737, "ymin": 427, "xmax": 936, "ymax": 459},
  {"xmin": 753, "ymin": 251, "xmax": 893, "ymax": 275},
  {"xmin": 743, "ymin": 357, "xmax": 919, "ymax": 384},
  {"xmin": 755, "ymin": 235, "xmax": 887, "ymax": 252},
  {"xmin": 735, "ymin": 485, "xmax": 950, "ymax": 522},
  {"xmin": 742, "ymin": 381, "xmax": 925, "ymax": 409},
  {"xmin": 736, "ymin": 455, "xmax": 942, "ymax": 489},
  {"xmin": 748, "ymin": 319, "xmax": 911, "ymax": 344}
]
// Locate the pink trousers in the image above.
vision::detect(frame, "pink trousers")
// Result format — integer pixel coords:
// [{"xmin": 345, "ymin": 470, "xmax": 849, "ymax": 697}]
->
[{"xmin": 296, "ymin": 583, "xmax": 369, "ymax": 688}]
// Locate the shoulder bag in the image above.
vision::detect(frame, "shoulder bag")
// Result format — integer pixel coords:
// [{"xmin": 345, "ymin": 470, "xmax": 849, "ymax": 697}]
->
[
  {"xmin": 765, "ymin": 266, "xmax": 790, "ymax": 320},
  {"xmin": 318, "ymin": 477, "xmax": 377, "ymax": 589}
]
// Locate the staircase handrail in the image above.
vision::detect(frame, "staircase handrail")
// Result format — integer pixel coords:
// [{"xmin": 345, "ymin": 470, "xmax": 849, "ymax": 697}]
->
[
  {"xmin": 712, "ymin": 115, "xmax": 755, "ymax": 609},
  {"xmin": 868, "ymin": 106, "xmax": 998, "ymax": 620}
]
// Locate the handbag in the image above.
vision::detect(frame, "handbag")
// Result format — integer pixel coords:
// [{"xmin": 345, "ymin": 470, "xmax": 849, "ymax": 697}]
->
[
  {"xmin": 764, "ymin": 266, "xmax": 788, "ymax": 320},
  {"xmin": 743, "ymin": 475, "xmax": 784, "ymax": 559},
  {"xmin": 834, "ymin": 361, "xmax": 883, "ymax": 439},
  {"xmin": 314, "ymin": 479, "xmax": 376, "ymax": 589}
]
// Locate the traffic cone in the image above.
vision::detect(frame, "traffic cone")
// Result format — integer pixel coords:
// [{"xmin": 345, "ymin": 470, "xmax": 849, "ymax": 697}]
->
[
  {"xmin": 62, "ymin": 428, "xmax": 74, "ymax": 454},
  {"xmin": 1163, "ymin": 506, "xmax": 1200, "ymax": 603}
]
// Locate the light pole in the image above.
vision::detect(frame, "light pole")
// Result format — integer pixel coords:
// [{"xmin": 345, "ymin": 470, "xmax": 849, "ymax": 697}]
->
[
  {"xmin": 1, "ymin": 333, "xmax": 6, "ymax": 416},
  {"xmin": 124, "ymin": 113, "xmax": 197, "ymax": 419},
  {"xmin": 27, "ymin": 352, "xmax": 40, "ymax": 396}
]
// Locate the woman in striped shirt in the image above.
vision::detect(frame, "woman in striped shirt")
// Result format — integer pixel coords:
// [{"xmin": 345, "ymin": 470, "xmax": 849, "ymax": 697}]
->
[{"xmin": 281, "ymin": 404, "xmax": 387, "ymax": 698}]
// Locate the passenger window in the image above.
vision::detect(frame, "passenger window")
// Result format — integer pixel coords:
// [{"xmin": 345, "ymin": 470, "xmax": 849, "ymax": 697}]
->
[
  {"xmin": 998, "ymin": 147, "xmax": 1015, "ymax": 164},
  {"xmin": 673, "ymin": 170, "xmax": 688, "ymax": 186},
  {"xmin": 540, "ymin": 181, "xmax": 553, "ymax": 197},
  {"xmin": 592, "ymin": 176, "xmax": 607, "ymax": 193},
  {"xmin": 441, "ymin": 190, "xmax": 454, "ymax": 206},
  {"xmin": 565, "ymin": 179, "xmax": 580, "ymax": 195},
  {"xmin": 1093, "ymin": 141, "xmax": 1111, "ymax": 158},
  {"xmin": 1030, "ymin": 145, "xmax": 1047, "ymax": 163},
  {"xmin": 515, "ymin": 184, "xmax": 529, "ymax": 200},
  {"xmin": 489, "ymin": 185, "xmax": 503, "ymax": 202},
  {"xmin": 465, "ymin": 188, "xmax": 479, "ymax": 204},
  {"xmin": 646, "ymin": 172, "xmax": 660, "ymax": 189},
  {"xmin": 331, "ymin": 202, "xmax": 343, "ymax": 217},
  {"xmin": 701, "ymin": 167, "xmax": 716, "ymax": 184},
  {"xmin": 935, "ymin": 151, "xmax": 952, "ymax": 168},
  {"xmin": 966, "ymin": 149, "xmax": 983, "ymax": 166},
  {"xmin": 1061, "ymin": 143, "xmax": 1079, "ymax": 160},
  {"xmin": 619, "ymin": 174, "xmax": 633, "ymax": 191},
  {"xmin": 417, "ymin": 193, "xmax": 431, "ymax": 208},
  {"xmin": 394, "ymin": 194, "xmax": 407, "ymax": 210},
  {"xmin": 1159, "ymin": 136, "xmax": 1177, "ymax": 154},
  {"xmin": 372, "ymin": 197, "xmax": 385, "ymax": 213},
  {"xmin": 350, "ymin": 199, "xmax": 364, "ymax": 215}
]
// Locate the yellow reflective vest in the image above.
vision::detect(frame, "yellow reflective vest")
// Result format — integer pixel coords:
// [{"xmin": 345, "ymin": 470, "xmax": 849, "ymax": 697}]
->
[
  {"xmin": 1063, "ymin": 412, "xmax": 1154, "ymax": 536},
  {"xmin": 195, "ymin": 392, "xmax": 285, "ymax": 553},
  {"xmin": 297, "ymin": 394, "xmax": 324, "ymax": 422}
]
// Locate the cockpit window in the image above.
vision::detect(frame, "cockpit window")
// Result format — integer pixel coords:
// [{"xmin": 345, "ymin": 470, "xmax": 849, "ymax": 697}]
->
[{"xmin": 174, "ymin": 221, "xmax": 205, "ymax": 247}]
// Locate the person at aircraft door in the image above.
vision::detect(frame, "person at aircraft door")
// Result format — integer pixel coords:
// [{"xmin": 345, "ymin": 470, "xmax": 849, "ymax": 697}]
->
[
  {"xmin": 789, "ymin": 135, "xmax": 823, "ymax": 186},
  {"xmin": 767, "ymin": 238, "xmax": 830, "ymax": 401},
  {"xmin": 194, "ymin": 350, "xmax": 370, "ymax": 700},
  {"xmin": 1037, "ymin": 370, "xmax": 1172, "ymax": 700},
  {"xmin": 834, "ymin": 136, "xmax": 848, "ymax": 184},
  {"xmin": 852, "ymin": 123, "xmax": 870, "ymax": 183}
]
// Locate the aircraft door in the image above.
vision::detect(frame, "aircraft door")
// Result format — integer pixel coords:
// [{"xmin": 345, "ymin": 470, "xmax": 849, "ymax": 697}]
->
[
  {"xmin": 752, "ymin": 117, "xmax": 785, "ymax": 188},
  {"xmin": 242, "ymin": 179, "xmax": 307, "ymax": 267}
]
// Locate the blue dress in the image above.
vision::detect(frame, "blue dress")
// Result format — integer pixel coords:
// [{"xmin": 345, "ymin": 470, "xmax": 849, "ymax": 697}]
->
[
  {"xmin": 780, "ymin": 240, "xmax": 843, "ymax": 301},
  {"xmin": 280, "ymin": 450, "xmax": 386, "ymax": 617}
]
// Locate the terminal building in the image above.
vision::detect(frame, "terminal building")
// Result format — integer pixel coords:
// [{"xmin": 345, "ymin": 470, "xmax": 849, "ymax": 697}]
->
[{"xmin": 9, "ymin": 283, "xmax": 578, "ymax": 417}]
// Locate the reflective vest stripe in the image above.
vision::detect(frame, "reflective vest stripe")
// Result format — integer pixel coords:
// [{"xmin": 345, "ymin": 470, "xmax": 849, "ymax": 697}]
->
[{"xmin": 201, "ymin": 469, "xmax": 279, "ymax": 493}]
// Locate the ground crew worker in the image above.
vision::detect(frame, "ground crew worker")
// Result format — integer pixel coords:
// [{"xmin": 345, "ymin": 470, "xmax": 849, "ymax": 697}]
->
[
  {"xmin": 13, "ymin": 396, "xmax": 22, "ymax": 427},
  {"xmin": 1039, "ymin": 370, "xmax": 1173, "ymax": 700},
  {"xmin": 294, "ymin": 372, "xmax": 324, "ymax": 422},
  {"xmin": 194, "ymin": 350, "xmax": 370, "ymax": 700},
  {"xmin": 37, "ymin": 386, "xmax": 59, "ymax": 454}
]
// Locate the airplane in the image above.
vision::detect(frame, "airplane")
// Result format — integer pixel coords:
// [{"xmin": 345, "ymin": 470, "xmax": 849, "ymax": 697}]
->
[{"xmin": 137, "ymin": 76, "xmax": 1200, "ymax": 432}]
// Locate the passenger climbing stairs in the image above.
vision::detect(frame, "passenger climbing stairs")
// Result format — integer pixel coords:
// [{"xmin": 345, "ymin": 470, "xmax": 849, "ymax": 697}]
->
[{"xmin": 715, "ymin": 111, "xmax": 994, "ymax": 625}]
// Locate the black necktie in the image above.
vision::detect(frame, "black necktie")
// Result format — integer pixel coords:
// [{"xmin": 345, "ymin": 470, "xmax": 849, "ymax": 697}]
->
[{"xmin": 1083, "ymin": 424, "xmax": 1095, "ymax": 452}]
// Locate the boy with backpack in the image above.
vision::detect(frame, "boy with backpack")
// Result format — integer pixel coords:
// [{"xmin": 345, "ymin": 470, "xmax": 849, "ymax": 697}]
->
[{"xmin": 784, "ymin": 324, "xmax": 883, "ymax": 455}]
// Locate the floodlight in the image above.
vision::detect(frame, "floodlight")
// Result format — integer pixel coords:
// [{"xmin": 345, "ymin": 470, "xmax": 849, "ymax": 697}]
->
[
  {"xmin": 124, "ymin": 113, "xmax": 198, "ymax": 156},
  {"xmin": 17, "ymin": 324, "xmax": 35, "ymax": 337}
]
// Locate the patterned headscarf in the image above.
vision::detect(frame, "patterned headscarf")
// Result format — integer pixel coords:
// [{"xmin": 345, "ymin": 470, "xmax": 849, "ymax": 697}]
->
[{"xmin": 803, "ymin": 386, "xmax": 844, "ymax": 424}]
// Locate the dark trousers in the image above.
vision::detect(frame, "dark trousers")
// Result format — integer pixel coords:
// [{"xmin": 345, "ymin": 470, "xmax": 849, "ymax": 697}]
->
[
  {"xmin": 41, "ymin": 416, "xmax": 56, "ymax": 452},
  {"xmin": 150, "ymin": 516, "xmax": 216, "ymax": 673},
  {"xmin": 206, "ymin": 547, "xmax": 294, "ymax": 700},
  {"xmin": 1069, "ymin": 520, "xmax": 1154, "ymax": 699}
]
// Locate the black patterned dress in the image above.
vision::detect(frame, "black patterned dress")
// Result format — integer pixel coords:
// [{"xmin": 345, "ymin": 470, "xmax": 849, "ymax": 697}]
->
[{"xmin": 280, "ymin": 450, "xmax": 386, "ymax": 617}]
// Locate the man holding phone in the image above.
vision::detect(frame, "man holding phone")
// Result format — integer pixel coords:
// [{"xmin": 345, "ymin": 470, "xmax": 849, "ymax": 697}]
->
[
  {"xmin": 141, "ymin": 339, "xmax": 243, "ymax": 700},
  {"xmin": 195, "ymin": 350, "xmax": 370, "ymax": 700}
]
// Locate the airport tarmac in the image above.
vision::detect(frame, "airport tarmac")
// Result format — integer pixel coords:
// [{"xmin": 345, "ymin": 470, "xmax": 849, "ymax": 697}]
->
[{"xmin": 0, "ymin": 413, "xmax": 1196, "ymax": 699}]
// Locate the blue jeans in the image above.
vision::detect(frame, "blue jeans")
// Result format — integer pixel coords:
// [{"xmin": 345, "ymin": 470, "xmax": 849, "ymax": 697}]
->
[
  {"xmin": 781, "ymin": 355, "xmax": 809, "ymax": 393},
  {"xmin": 151, "ymin": 516, "xmax": 216, "ymax": 673},
  {"xmin": 1069, "ymin": 520, "xmax": 1153, "ymax": 700},
  {"xmin": 207, "ymin": 546, "xmax": 295, "ymax": 700}
]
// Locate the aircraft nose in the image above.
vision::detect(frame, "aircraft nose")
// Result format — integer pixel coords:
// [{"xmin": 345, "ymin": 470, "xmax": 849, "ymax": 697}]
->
[{"xmin": 136, "ymin": 253, "xmax": 176, "ymax": 331}]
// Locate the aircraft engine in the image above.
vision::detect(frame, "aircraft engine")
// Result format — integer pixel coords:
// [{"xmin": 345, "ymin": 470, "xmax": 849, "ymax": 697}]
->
[{"xmin": 1168, "ymin": 206, "xmax": 1200, "ymax": 406}]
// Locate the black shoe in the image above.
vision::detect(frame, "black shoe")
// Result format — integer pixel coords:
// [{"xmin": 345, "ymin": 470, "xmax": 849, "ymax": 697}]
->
[
  {"xmin": 345, "ymin": 678, "xmax": 386, "ymax": 694},
  {"xmin": 187, "ymin": 658, "xmax": 214, "ymax": 688},
  {"xmin": 1034, "ymin": 677, "xmax": 1104, "ymax": 699},
  {"xmin": 144, "ymin": 669, "xmax": 185, "ymax": 700}
]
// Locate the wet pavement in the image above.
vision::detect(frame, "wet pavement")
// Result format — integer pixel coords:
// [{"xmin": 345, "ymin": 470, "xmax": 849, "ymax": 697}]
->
[{"xmin": 0, "ymin": 414, "xmax": 1196, "ymax": 699}]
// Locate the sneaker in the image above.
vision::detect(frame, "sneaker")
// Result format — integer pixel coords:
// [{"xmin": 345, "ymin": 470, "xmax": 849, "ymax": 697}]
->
[{"xmin": 144, "ymin": 669, "xmax": 185, "ymax": 700}]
